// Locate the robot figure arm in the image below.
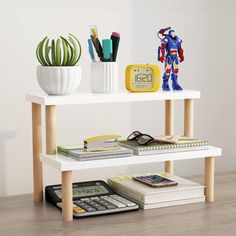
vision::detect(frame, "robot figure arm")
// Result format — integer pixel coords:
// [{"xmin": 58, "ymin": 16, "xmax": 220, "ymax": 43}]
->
[
  {"xmin": 177, "ymin": 38, "xmax": 184, "ymax": 63},
  {"xmin": 158, "ymin": 27, "xmax": 171, "ymax": 39},
  {"xmin": 157, "ymin": 27, "xmax": 171, "ymax": 63},
  {"xmin": 158, "ymin": 38, "xmax": 167, "ymax": 63},
  {"xmin": 157, "ymin": 31, "xmax": 165, "ymax": 40}
]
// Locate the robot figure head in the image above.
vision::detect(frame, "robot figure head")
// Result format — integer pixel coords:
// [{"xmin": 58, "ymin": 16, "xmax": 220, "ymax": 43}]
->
[{"xmin": 169, "ymin": 30, "xmax": 176, "ymax": 39}]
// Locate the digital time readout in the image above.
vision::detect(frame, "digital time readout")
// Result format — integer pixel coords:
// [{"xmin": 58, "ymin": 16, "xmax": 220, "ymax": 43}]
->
[{"xmin": 131, "ymin": 68, "xmax": 153, "ymax": 90}]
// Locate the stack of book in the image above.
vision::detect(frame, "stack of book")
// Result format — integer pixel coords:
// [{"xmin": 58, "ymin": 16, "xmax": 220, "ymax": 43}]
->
[
  {"xmin": 57, "ymin": 144, "xmax": 133, "ymax": 161},
  {"xmin": 108, "ymin": 172, "xmax": 205, "ymax": 209},
  {"xmin": 119, "ymin": 137, "xmax": 208, "ymax": 155}
]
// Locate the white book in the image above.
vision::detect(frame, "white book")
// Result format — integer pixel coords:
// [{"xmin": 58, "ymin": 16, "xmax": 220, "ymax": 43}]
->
[
  {"xmin": 114, "ymin": 192, "xmax": 205, "ymax": 209},
  {"xmin": 108, "ymin": 172, "xmax": 205, "ymax": 205},
  {"xmin": 142, "ymin": 196, "xmax": 206, "ymax": 210}
]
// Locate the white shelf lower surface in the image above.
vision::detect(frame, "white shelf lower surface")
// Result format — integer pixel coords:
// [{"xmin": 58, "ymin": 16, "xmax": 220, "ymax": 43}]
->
[
  {"xmin": 40, "ymin": 146, "xmax": 221, "ymax": 171},
  {"xmin": 26, "ymin": 90, "xmax": 200, "ymax": 106}
]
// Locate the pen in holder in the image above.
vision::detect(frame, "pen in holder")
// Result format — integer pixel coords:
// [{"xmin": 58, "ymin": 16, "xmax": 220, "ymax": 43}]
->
[{"xmin": 91, "ymin": 62, "xmax": 118, "ymax": 93}]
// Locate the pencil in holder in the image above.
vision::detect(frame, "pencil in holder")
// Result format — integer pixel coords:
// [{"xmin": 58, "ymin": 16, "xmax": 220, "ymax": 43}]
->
[{"xmin": 91, "ymin": 62, "xmax": 118, "ymax": 93}]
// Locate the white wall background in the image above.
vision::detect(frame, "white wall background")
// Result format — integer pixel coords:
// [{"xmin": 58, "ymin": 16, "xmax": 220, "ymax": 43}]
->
[{"xmin": 0, "ymin": 0, "xmax": 235, "ymax": 197}]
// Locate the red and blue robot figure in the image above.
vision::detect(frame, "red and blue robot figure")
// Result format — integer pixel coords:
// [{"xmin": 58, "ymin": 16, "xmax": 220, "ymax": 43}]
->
[{"xmin": 158, "ymin": 27, "xmax": 184, "ymax": 91}]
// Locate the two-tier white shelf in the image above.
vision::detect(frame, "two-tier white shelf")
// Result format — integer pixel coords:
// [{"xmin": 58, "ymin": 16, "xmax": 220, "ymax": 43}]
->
[{"xmin": 26, "ymin": 90, "xmax": 222, "ymax": 221}]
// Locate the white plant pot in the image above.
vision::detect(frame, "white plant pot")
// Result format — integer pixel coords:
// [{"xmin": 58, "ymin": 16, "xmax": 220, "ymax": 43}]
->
[
  {"xmin": 91, "ymin": 62, "xmax": 118, "ymax": 93},
  {"xmin": 36, "ymin": 65, "xmax": 81, "ymax": 95}
]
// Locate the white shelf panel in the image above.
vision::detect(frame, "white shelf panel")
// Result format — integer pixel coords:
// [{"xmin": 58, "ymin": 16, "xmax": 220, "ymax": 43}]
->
[
  {"xmin": 26, "ymin": 90, "xmax": 200, "ymax": 106},
  {"xmin": 40, "ymin": 146, "xmax": 221, "ymax": 171}
]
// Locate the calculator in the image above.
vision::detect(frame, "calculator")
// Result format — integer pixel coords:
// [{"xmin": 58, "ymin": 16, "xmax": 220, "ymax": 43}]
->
[{"xmin": 45, "ymin": 180, "xmax": 139, "ymax": 218}]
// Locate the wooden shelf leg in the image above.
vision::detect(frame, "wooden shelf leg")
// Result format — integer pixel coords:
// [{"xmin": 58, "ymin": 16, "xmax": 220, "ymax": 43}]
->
[
  {"xmin": 164, "ymin": 161, "xmax": 173, "ymax": 174},
  {"xmin": 62, "ymin": 171, "xmax": 73, "ymax": 221},
  {"xmin": 205, "ymin": 157, "xmax": 215, "ymax": 202},
  {"xmin": 164, "ymin": 100, "xmax": 174, "ymax": 174},
  {"xmin": 32, "ymin": 103, "xmax": 43, "ymax": 202},
  {"xmin": 184, "ymin": 99, "xmax": 194, "ymax": 137},
  {"xmin": 45, "ymin": 105, "xmax": 56, "ymax": 155}
]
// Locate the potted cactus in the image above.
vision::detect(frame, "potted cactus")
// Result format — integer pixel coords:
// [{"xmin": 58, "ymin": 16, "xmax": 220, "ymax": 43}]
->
[{"xmin": 36, "ymin": 34, "xmax": 82, "ymax": 95}]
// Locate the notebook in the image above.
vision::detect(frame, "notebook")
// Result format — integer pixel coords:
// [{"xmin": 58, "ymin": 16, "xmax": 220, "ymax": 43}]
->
[
  {"xmin": 57, "ymin": 145, "xmax": 133, "ymax": 161},
  {"xmin": 119, "ymin": 138, "xmax": 208, "ymax": 155}
]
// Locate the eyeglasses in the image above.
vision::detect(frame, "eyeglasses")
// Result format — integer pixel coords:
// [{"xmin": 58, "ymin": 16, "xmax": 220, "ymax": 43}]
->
[{"xmin": 127, "ymin": 131, "xmax": 155, "ymax": 145}]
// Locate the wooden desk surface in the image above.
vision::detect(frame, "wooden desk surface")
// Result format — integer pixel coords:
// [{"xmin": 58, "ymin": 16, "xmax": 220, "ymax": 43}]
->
[{"xmin": 0, "ymin": 172, "xmax": 235, "ymax": 236}]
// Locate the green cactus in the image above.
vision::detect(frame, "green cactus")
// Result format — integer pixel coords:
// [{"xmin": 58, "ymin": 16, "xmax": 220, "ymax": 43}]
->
[{"xmin": 36, "ymin": 34, "xmax": 82, "ymax": 66}]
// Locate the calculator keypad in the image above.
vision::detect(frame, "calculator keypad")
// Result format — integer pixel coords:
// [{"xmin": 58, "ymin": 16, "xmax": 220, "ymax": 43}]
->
[
  {"xmin": 110, "ymin": 195, "xmax": 137, "ymax": 207},
  {"xmin": 94, "ymin": 199, "xmax": 117, "ymax": 209},
  {"xmin": 73, "ymin": 204, "xmax": 86, "ymax": 214},
  {"xmin": 58, "ymin": 194, "xmax": 138, "ymax": 217},
  {"xmin": 74, "ymin": 201, "xmax": 96, "ymax": 212},
  {"xmin": 100, "ymin": 196, "xmax": 126, "ymax": 208},
  {"xmin": 84, "ymin": 200, "xmax": 106, "ymax": 211}
]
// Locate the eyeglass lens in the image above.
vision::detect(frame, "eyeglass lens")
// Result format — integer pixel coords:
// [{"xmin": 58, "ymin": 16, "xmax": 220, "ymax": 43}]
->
[
  {"xmin": 127, "ymin": 131, "xmax": 141, "ymax": 140},
  {"xmin": 137, "ymin": 134, "xmax": 154, "ymax": 145}
]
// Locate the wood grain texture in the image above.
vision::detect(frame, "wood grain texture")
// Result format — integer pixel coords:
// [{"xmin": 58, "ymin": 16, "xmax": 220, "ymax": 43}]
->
[
  {"xmin": 1, "ymin": 172, "xmax": 234, "ymax": 236},
  {"xmin": 205, "ymin": 157, "xmax": 215, "ymax": 202},
  {"xmin": 165, "ymin": 100, "xmax": 174, "ymax": 136},
  {"xmin": 184, "ymin": 99, "xmax": 194, "ymax": 137},
  {"xmin": 32, "ymin": 103, "xmax": 43, "ymax": 202},
  {"xmin": 62, "ymin": 171, "xmax": 73, "ymax": 221},
  {"xmin": 45, "ymin": 105, "xmax": 56, "ymax": 155},
  {"xmin": 164, "ymin": 100, "xmax": 174, "ymax": 174},
  {"xmin": 164, "ymin": 161, "xmax": 173, "ymax": 174}
]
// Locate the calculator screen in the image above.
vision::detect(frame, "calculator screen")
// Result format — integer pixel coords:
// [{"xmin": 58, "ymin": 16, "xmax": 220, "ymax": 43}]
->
[{"xmin": 55, "ymin": 185, "xmax": 109, "ymax": 199}]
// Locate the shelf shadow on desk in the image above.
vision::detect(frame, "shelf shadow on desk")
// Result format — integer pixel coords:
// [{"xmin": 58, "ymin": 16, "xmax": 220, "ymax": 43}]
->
[{"xmin": 0, "ymin": 131, "xmax": 16, "ymax": 196}]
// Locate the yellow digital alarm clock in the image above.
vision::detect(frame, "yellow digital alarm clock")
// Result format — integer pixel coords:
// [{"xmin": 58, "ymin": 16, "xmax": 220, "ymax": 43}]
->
[{"xmin": 125, "ymin": 64, "xmax": 161, "ymax": 92}]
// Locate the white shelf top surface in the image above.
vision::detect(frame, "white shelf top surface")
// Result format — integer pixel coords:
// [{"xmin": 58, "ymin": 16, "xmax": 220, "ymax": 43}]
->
[
  {"xmin": 26, "ymin": 89, "xmax": 200, "ymax": 106},
  {"xmin": 40, "ymin": 146, "xmax": 221, "ymax": 171}
]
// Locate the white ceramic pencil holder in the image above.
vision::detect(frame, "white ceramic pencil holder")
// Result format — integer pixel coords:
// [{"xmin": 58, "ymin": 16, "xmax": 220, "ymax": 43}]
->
[{"xmin": 91, "ymin": 62, "xmax": 118, "ymax": 93}]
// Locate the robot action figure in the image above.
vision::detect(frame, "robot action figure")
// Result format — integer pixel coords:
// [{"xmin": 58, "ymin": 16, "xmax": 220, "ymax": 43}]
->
[{"xmin": 157, "ymin": 27, "xmax": 184, "ymax": 91}]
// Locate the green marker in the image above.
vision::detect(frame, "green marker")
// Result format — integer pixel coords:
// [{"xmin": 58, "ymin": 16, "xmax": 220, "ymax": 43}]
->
[{"xmin": 102, "ymin": 39, "xmax": 113, "ymax": 62}]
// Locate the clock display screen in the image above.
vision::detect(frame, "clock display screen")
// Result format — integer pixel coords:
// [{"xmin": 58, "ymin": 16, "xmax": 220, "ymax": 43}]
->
[
  {"xmin": 55, "ymin": 185, "xmax": 109, "ymax": 199},
  {"xmin": 132, "ymin": 68, "xmax": 153, "ymax": 90}
]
